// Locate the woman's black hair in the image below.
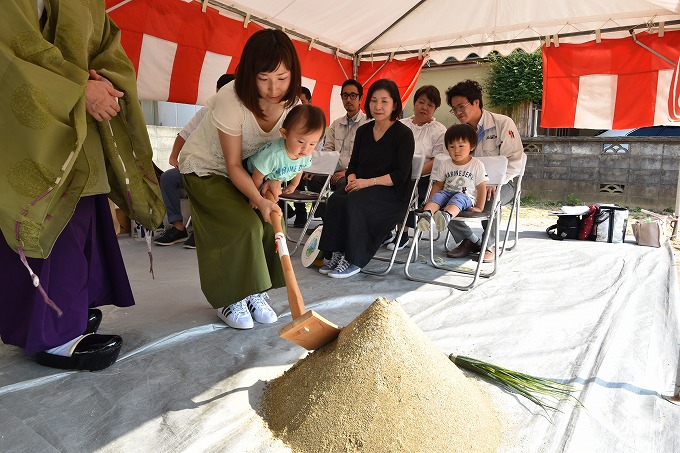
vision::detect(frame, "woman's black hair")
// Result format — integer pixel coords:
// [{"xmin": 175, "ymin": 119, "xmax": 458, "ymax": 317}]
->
[
  {"xmin": 364, "ymin": 79, "xmax": 402, "ymax": 121},
  {"xmin": 413, "ymin": 85, "xmax": 441, "ymax": 109},
  {"xmin": 445, "ymin": 79, "xmax": 483, "ymax": 110},
  {"xmin": 234, "ymin": 29, "xmax": 301, "ymax": 119}
]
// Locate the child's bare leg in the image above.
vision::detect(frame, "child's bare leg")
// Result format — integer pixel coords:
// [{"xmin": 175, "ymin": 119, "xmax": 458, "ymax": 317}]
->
[
  {"xmin": 422, "ymin": 202, "xmax": 440, "ymax": 214},
  {"xmin": 442, "ymin": 205, "xmax": 461, "ymax": 219}
]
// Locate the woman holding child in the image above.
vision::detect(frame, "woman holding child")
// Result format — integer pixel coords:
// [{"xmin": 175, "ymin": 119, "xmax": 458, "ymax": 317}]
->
[
  {"xmin": 179, "ymin": 29, "xmax": 301, "ymax": 330},
  {"xmin": 318, "ymin": 79, "xmax": 415, "ymax": 278}
]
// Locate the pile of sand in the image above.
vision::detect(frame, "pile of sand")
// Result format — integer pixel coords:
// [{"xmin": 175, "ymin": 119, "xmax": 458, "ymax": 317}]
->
[{"xmin": 261, "ymin": 297, "xmax": 502, "ymax": 452}]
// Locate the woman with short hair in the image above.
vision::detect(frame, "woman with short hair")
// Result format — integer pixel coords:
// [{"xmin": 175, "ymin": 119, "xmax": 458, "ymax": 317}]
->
[{"xmin": 318, "ymin": 79, "xmax": 415, "ymax": 278}]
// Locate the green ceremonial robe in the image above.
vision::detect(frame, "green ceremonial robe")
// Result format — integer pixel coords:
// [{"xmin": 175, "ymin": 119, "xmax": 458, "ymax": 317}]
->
[{"xmin": 0, "ymin": 0, "xmax": 164, "ymax": 259}]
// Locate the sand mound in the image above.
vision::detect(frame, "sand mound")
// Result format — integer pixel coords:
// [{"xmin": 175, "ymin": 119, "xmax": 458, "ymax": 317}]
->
[{"xmin": 261, "ymin": 297, "xmax": 502, "ymax": 452}]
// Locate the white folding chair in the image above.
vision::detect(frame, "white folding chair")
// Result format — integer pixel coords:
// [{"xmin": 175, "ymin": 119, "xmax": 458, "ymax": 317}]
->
[
  {"xmin": 499, "ymin": 152, "xmax": 527, "ymax": 255},
  {"xmin": 280, "ymin": 150, "xmax": 340, "ymax": 255},
  {"xmin": 404, "ymin": 155, "xmax": 509, "ymax": 290},
  {"xmin": 362, "ymin": 153, "xmax": 425, "ymax": 276}
]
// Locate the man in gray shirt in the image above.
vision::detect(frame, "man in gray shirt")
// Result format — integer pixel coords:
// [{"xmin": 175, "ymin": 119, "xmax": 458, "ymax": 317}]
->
[{"xmin": 303, "ymin": 79, "xmax": 369, "ymax": 220}]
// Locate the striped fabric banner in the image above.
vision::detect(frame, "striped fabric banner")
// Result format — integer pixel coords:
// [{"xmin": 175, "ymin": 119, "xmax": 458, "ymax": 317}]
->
[
  {"xmin": 671, "ymin": 58, "xmax": 680, "ymax": 121},
  {"xmin": 541, "ymin": 30, "xmax": 680, "ymax": 129},
  {"xmin": 105, "ymin": 0, "xmax": 423, "ymax": 122}
]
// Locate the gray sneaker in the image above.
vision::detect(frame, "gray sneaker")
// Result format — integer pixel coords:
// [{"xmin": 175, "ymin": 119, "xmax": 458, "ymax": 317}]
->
[
  {"xmin": 328, "ymin": 257, "xmax": 361, "ymax": 278},
  {"xmin": 319, "ymin": 252, "xmax": 343, "ymax": 275},
  {"xmin": 417, "ymin": 211, "xmax": 433, "ymax": 233},
  {"xmin": 433, "ymin": 210, "xmax": 452, "ymax": 232}
]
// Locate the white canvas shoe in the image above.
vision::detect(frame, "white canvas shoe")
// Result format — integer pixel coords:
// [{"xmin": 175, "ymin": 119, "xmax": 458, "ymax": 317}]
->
[
  {"xmin": 217, "ymin": 299, "xmax": 254, "ymax": 329},
  {"xmin": 246, "ymin": 292, "xmax": 278, "ymax": 324}
]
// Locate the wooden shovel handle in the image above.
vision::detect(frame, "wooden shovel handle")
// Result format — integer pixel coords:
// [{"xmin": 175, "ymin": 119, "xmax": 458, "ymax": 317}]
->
[{"xmin": 265, "ymin": 192, "xmax": 306, "ymax": 320}]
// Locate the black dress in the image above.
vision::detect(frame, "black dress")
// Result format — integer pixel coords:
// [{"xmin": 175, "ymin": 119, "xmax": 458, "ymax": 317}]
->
[{"xmin": 319, "ymin": 120, "xmax": 415, "ymax": 267}]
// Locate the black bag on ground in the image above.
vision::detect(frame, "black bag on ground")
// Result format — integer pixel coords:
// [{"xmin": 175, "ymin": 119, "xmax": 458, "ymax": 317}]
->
[
  {"xmin": 546, "ymin": 215, "xmax": 581, "ymax": 240},
  {"xmin": 590, "ymin": 204, "xmax": 628, "ymax": 243}
]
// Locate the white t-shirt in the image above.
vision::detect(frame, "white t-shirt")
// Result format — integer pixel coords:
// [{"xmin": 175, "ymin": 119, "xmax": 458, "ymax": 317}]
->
[
  {"xmin": 431, "ymin": 157, "xmax": 488, "ymax": 203},
  {"xmin": 179, "ymin": 82, "xmax": 298, "ymax": 178},
  {"xmin": 178, "ymin": 107, "xmax": 208, "ymax": 141},
  {"xmin": 400, "ymin": 116, "xmax": 447, "ymax": 163}
]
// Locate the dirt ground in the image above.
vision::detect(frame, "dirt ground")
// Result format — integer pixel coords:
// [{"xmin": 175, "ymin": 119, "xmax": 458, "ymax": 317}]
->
[{"xmin": 516, "ymin": 204, "xmax": 679, "ymax": 285}]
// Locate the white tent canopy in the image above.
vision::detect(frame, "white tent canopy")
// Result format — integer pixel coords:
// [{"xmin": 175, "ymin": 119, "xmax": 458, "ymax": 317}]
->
[
  {"xmin": 105, "ymin": 1, "xmax": 680, "ymax": 126},
  {"xmin": 202, "ymin": 0, "xmax": 680, "ymax": 62}
]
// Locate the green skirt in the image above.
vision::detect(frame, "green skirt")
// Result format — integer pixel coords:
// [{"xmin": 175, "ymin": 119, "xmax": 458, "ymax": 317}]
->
[{"xmin": 183, "ymin": 173, "xmax": 285, "ymax": 308}]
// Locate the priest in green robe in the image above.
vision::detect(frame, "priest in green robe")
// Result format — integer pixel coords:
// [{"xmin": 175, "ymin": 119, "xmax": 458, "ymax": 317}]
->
[{"xmin": 0, "ymin": 0, "xmax": 164, "ymax": 371}]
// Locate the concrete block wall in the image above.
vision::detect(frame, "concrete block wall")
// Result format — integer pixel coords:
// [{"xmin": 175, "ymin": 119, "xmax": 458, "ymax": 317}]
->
[
  {"xmin": 522, "ymin": 136, "xmax": 679, "ymax": 210},
  {"xmin": 146, "ymin": 125, "xmax": 182, "ymax": 172},
  {"xmin": 145, "ymin": 125, "xmax": 189, "ymax": 228},
  {"xmin": 146, "ymin": 126, "xmax": 679, "ymax": 211}
]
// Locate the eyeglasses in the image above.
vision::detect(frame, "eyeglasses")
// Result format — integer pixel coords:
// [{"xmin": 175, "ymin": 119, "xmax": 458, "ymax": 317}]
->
[
  {"xmin": 340, "ymin": 93, "xmax": 359, "ymax": 100},
  {"xmin": 449, "ymin": 102, "xmax": 470, "ymax": 114}
]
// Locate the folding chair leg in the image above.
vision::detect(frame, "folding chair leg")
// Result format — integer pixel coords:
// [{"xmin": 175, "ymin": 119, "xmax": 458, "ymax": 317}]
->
[
  {"xmin": 404, "ymin": 213, "xmax": 500, "ymax": 291},
  {"xmin": 361, "ymin": 224, "xmax": 412, "ymax": 276},
  {"xmin": 500, "ymin": 193, "xmax": 521, "ymax": 256}
]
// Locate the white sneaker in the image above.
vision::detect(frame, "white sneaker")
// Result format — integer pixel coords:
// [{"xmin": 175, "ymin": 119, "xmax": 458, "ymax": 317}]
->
[
  {"xmin": 217, "ymin": 299, "xmax": 254, "ymax": 329},
  {"xmin": 247, "ymin": 292, "xmax": 278, "ymax": 324},
  {"xmin": 319, "ymin": 252, "xmax": 343, "ymax": 275},
  {"xmin": 328, "ymin": 257, "xmax": 361, "ymax": 278}
]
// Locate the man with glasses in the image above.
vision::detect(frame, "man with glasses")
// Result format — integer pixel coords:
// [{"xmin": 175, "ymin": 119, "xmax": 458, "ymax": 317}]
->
[
  {"xmin": 304, "ymin": 79, "xmax": 369, "ymax": 218},
  {"xmin": 445, "ymin": 79, "xmax": 523, "ymax": 263}
]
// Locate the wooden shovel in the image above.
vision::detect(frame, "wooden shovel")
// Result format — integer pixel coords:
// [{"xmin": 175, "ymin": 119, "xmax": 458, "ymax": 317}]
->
[{"xmin": 266, "ymin": 193, "xmax": 341, "ymax": 350}]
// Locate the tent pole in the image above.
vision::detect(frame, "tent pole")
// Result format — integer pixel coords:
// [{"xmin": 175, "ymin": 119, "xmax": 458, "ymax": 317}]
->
[
  {"xmin": 674, "ymin": 160, "xmax": 680, "ymax": 240},
  {"xmin": 204, "ymin": 0, "xmax": 354, "ymax": 58},
  {"xmin": 356, "ymin": 0, "xmax": 427, "ymax": 55},
  {"xmin": 630, "ymin": 30, "xmax": 675, "ymax": 65}
]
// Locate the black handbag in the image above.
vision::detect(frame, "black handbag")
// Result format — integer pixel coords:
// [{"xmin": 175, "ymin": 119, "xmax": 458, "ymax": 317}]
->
[{"xmin": 546, "ymin": 215, "xmax": 581, "ymax": 240}]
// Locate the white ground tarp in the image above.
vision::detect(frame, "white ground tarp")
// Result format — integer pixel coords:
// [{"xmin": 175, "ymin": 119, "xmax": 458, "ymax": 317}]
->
[{"xmin": 1, "ymin": 226, "xmax": 679, "ymax": 452}]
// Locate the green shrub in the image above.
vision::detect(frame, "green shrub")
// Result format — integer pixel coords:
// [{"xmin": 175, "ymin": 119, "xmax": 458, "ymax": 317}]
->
[
  {"xmin": 520, "ymin": 195, "xmax": 540, "ymax": 206},
  {"xmin": 563, "ymin": 193, "xmax": 582, "ymax": 206},
  {"xmin": 485, "ymin": 50, "xmax": 543, "ymax": 107}
]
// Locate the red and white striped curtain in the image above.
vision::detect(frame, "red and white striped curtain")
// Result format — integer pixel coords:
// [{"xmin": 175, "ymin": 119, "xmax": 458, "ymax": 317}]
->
[
  {"xmin": 105, "ymin": 0, "xmax": 423, "ymax": 123},
  {"xmin": 541, "ymin": 30, "xmax": 680, "ymax": 129}
]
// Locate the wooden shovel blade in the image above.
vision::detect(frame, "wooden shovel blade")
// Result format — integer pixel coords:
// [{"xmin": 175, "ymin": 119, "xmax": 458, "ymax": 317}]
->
[{"xmin": 278, "ymin": 310, "xmax": 341, "ymax": 350}]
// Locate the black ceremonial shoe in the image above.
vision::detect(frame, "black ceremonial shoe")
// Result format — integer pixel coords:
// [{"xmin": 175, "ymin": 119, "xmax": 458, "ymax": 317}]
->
[{"xmin": 34, "ymin": 334, "xmax": 123, "ymax": 372}]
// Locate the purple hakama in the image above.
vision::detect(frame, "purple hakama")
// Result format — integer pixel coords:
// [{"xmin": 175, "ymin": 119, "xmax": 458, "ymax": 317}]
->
[{"xmin": 0, "ymin": 195, "xmax": 135, "ymax": 354}]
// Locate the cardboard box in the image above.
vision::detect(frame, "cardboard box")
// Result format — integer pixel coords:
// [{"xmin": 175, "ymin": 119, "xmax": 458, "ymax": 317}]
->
[{"xmin": 110, "ymin": 200, "xmax": 131, "ymax": 236}]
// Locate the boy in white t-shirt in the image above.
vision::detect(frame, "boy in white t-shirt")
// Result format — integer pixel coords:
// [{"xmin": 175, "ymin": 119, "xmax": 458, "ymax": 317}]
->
[
  {"xmin": 245, "ymin": 104, "xmax": 326, "ymax": 204},
  {"xmin": 417, "ymin": 124, "xmax": 488, "ymax": 232}
]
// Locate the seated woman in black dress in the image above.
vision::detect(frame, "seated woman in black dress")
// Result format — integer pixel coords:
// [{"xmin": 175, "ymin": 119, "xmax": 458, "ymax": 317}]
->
[{"xmin": 318, "ymin": 78, "xmax": 415, "ymax": 278}]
